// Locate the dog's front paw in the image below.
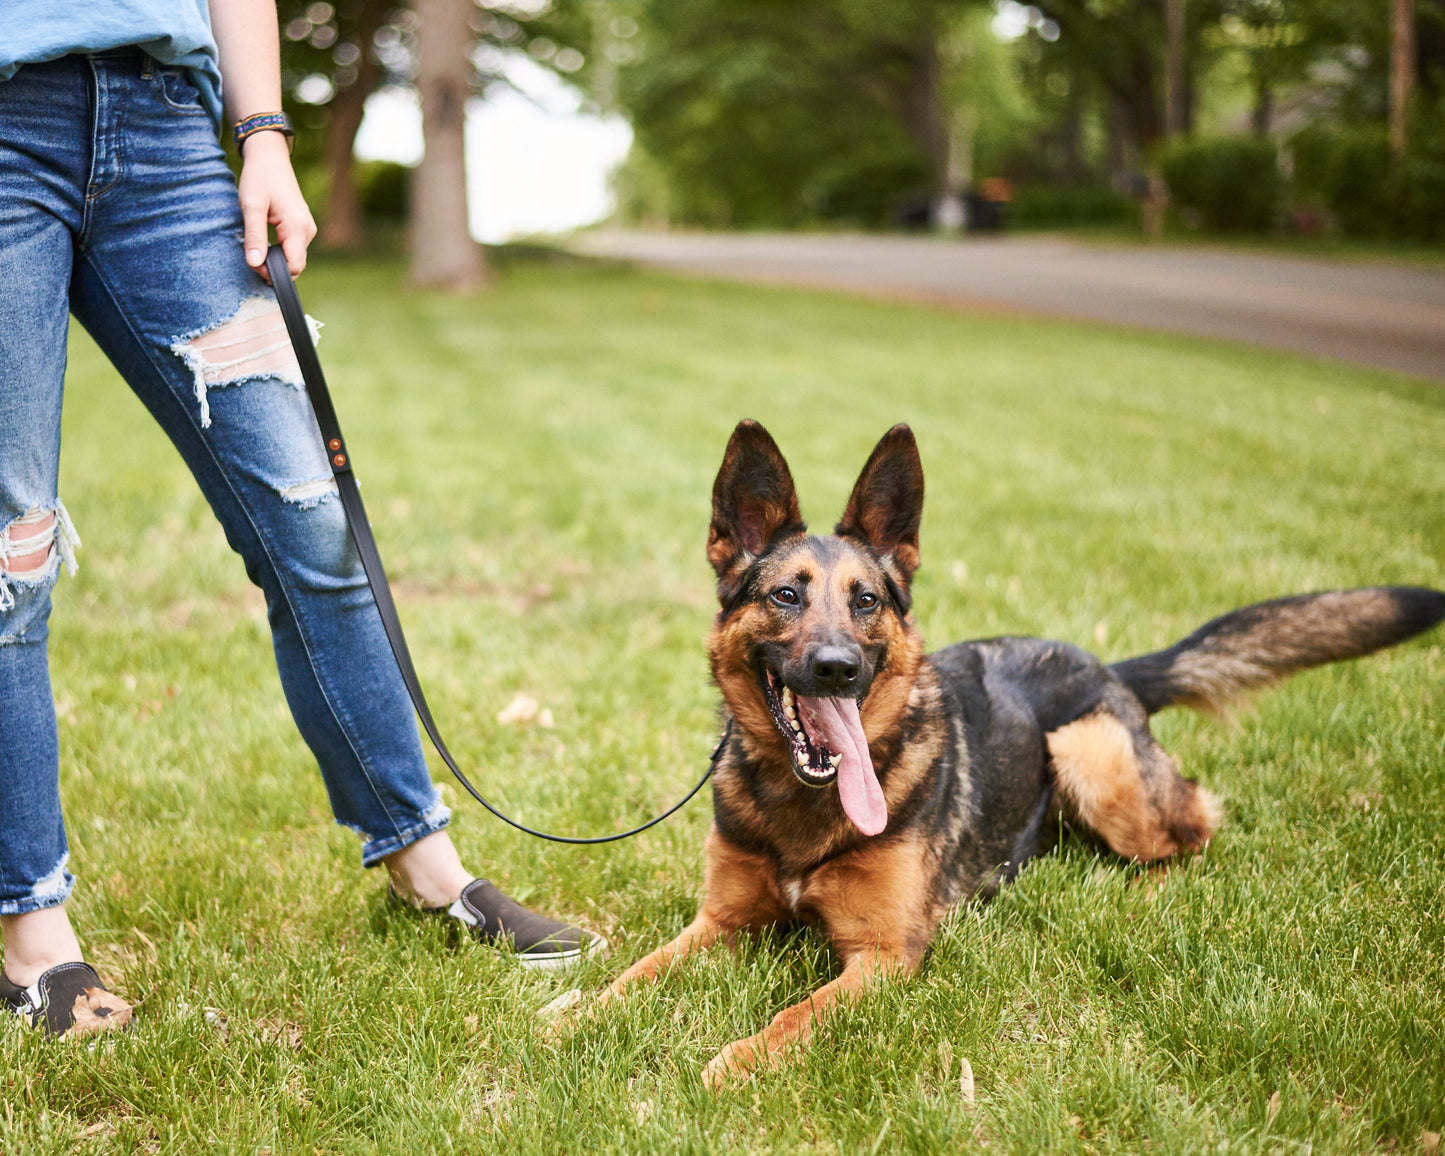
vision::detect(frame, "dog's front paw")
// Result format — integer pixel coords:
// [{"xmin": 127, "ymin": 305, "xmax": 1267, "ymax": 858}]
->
[{"xmin": 701, "ymin": 1036, "xmax": 763, "ymax": 1091}]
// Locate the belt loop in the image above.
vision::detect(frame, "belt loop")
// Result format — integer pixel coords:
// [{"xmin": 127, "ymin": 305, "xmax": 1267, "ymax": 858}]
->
[{"xmin": 140, "ymin": 53, "xmax": 153, "ymax": 80}]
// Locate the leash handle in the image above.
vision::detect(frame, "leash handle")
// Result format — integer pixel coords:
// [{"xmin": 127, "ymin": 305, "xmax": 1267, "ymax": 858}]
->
[{"xmin": 263, "ymin": 246, "xmax": 720, "ymax": 844}]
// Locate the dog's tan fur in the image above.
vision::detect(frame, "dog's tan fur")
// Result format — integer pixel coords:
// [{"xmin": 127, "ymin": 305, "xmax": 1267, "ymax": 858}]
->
[
  {"xmin": 579, "ymin": 421, "xmax": 1444, "ymax": 1088},
  {"xmin": 1048, "ymin": 710, "xmax": 1221, "ymax": 861}
]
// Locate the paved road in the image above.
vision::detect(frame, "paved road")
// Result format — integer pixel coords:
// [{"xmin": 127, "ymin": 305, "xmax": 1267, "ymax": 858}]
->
[{"xmin": 572, "ymin": 231, "xmax": 1445, "ymax": 382}]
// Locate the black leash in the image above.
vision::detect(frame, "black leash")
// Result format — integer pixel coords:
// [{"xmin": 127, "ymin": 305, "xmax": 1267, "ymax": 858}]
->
[{"xmin": 263, "ymin": 245, "xmax": 723, "ymax": 844}]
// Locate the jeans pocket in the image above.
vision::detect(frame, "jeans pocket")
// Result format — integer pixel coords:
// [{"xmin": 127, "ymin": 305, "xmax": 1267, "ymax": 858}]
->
[{"xmin": 153, "ymin": 68, "xmax": 209, "ymax": 115}]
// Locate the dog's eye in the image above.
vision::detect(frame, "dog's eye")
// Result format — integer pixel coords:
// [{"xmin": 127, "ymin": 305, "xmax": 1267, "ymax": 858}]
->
[
  {"xmin": 770, "ymin": 587, "xmax": 800, "ymax": 606},
  {"xmin": 856, "ymin": 591, "xmax": 879, "ymax": 611}
]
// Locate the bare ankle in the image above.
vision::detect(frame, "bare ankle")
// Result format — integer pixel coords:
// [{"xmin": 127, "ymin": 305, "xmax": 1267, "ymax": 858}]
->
[
  {"xmin": 383, "ymin": 830, "xmax": 473, "ymax": 908},
  {"xmin": 1, "ymin": 906, "xmax": 85, "ymax": 988}
]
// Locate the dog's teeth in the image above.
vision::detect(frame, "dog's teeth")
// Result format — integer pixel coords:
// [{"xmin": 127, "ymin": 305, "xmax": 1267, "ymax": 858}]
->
[
  {"xmin": 782, "ymin": 687, "xmax": 794, "ymax": 709},
  {"xmin": 784, "ymin": 703, "xmax": 796, "ymax": 720},
  {"xmin": 829, "ymin": 753, "xmax": 842, "ymax": 766}
]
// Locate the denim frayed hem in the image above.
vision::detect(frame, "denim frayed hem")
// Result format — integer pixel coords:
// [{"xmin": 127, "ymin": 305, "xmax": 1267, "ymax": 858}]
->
[
  {"xmin": 0, "ymin": 855, "xmax": 76, "ymax": 916},
  {"xmin": 356, "ymin": 801, "xmax": 453, "ymax": 869}
]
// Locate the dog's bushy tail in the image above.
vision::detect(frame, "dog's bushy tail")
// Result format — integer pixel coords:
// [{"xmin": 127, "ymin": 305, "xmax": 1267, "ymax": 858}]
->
[{"xmin": 1110, "ymin": 586, "xmax": 1445, "ymax": 715}]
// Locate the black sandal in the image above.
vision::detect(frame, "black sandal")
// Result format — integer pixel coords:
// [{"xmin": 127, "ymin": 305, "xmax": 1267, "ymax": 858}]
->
[
  {"xmin": 1, "ymin": 962, "xmax": 134, "ymax": 1039},
  {"xmin": 391, "ymin": 879, "xmax": 605, "ymax": 970}
]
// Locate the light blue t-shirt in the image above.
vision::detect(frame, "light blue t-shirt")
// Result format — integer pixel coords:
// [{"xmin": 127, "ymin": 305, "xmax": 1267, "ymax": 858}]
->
[{"xmin": 0, "ymin": 0, "xmax": 224, "ymax": 130}]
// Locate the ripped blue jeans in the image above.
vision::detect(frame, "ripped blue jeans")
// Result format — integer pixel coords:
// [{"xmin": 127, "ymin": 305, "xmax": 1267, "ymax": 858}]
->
[{"xmin": 0, "ymin": 51, "xmax": 448, "ymax": 916}]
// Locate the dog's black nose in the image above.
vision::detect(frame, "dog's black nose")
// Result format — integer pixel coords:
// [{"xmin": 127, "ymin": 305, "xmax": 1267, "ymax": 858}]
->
[{"xmin": 810, "ymin": 646, "xmax": 861, "ymax": 692}]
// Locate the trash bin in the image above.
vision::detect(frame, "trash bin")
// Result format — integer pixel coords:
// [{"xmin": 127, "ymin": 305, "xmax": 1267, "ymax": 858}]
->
[
  {"xmin": 966, "ymin": 178, "xmax": 1013, "ymax": 233},
  {"xmin": 966, "ymin": 195, "xmax": 1005, "ymax": 231}
]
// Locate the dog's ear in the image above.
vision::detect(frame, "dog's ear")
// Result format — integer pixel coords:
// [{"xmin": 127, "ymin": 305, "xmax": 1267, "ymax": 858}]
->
[
  {"xmin": 707, "ymin": 420, "xmax": 805, "ymax": 591},
  {"xmin": 835, "ymin": 424, "xmax": 924, "ymax": 590}
]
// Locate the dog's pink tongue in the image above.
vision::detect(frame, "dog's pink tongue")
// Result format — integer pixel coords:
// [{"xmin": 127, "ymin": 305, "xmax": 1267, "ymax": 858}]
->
[{"xmin": 799, "ymin": 696, "xmax": 887, "ymax": 836}]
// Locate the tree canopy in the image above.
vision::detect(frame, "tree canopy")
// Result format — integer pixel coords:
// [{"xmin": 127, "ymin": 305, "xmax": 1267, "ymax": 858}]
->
[
  {"xmin": 273, "ymin": 0, "xmax": 1445, "ymax": 246},
  {"xmin": 612, "ymin": 0, "xmax": 1445, "ymax": 232}
]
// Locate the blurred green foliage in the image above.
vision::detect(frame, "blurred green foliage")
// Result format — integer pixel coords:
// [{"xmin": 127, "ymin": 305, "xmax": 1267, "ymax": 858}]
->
[
  {"xmin": 607, "ymin": 0, "xmax": 1445, "ymax": 238},
  {"xmin": 1008, "ymin": 183, "xmax": 1138, "ymax": 228},
  {"xmin": 262, "ymin": 0, "xmax": 1445, "ymax": 243},
  {"xmin": 1159, "ymin": 135, "xmax": 1281, "ymax": 231},
  {"xmin": 359, "ymin": 159, "xmax": 411, "ymax": 220},
  {"xmin": 1290, "ymin": 112, "xmax": 1445, "ymax": 242},
  {"xmin": 613, "ymin": 0, "xmax": 968, "ymax": 227}
]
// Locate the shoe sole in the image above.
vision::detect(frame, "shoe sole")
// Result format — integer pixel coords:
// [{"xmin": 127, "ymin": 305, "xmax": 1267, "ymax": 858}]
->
[{"xmin": 515, "ymin": 936, "xmax": 608, "ymax": 971}]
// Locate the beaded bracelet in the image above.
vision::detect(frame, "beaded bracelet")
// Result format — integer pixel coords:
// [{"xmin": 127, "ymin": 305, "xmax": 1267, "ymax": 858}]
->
[{"xmin": 233, "ymin": 111, "xmax": 295, "ymax": 154}]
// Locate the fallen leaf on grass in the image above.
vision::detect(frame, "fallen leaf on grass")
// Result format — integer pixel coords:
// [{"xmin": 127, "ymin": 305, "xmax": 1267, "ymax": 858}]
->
[
  {"xmin": 69, "ymin": 984, "xmax": 135, "ymax": 1038},
  {"xmin": 959, "ymin": 1056, "xmax": 975, "ymax": 1102},
  {"xmin": 1421, "ymin": 1130, "xmax": 1441, "ymax": 1154},
  {"xmin": 497, "ymin": 693, "xmax": 554, "ymax": 728},
  {"xmin": 536, "ymin": 988, "xmax": 582, "ymax": 1019},
  {"xmin": 497, "ymin": 692, "xmax": 538, "ymax": 724},
  {"xmin": 258, "ymin": 1016, "xmax": 303, "ymax": 1051},
  {"xmin": 1266, "ymin": 1090, "xmax": 1280, "ymax": 1124}
]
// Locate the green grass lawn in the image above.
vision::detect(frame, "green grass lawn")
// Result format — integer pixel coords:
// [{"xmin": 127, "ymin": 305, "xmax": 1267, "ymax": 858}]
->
[{"xmin": 5, "ymin": 253, "xmax": 1443, "ymax": 1155}]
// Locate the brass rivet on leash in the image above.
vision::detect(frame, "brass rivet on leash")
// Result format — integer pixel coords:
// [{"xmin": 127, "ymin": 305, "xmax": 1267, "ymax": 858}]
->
[
  {"xmin": 333, "ymin": 453, "xmax": 347, "ymax": 468},
  {"xmin": 328, "ymin": 438, "xmax": 341, "ymax": 451}
]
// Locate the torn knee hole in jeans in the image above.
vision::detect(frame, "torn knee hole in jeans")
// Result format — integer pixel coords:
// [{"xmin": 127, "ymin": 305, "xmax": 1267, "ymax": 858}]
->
[
  {"xmin": 0, "ymin": 503, "xmax": 80, "ymax": 612},
  {"xmin": 277, "ymin": 475, "xmax": 339, "ymax": 508},
  {"xmin": 171, "ymin": 294, "xmax": 323, "ymax": 428}
]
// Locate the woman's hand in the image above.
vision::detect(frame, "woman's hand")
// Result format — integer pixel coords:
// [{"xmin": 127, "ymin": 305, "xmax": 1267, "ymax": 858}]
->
[
  {"xmin": 210, "ymin": 0, "xmax": 313, "ymax": 281},
  {"xmin": 238, "ymin": 131, "xmax": 316, "ymax": 282}
]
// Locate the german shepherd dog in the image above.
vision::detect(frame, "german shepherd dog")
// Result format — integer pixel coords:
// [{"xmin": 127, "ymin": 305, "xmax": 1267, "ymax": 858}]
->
[{"xmin": 594, "ymin": 420, "xmax": 1444, "ymax": 1089}]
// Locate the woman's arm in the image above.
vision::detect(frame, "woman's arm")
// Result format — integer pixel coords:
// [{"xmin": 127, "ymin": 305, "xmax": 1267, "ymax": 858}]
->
[{"xmin": 210, "ymin": 0, "xmax": 317, "ymax": 278}]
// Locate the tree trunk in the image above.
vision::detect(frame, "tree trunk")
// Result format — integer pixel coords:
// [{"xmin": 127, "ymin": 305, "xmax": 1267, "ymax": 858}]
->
[
  {"xmin": 1162, "ymin": 0, "xmax": 1186, "ymax": 138},
  {"xmin": 1390, "ymin": 0, "xmax": 1416, "ymax": 161},
  {"xmin": 321, "ymin": 84, "xmax": 369, "ymax": 250},
  {"xmin": 893, "ymin": 32, "xmax": 955, "ymax": 230},
  {"xmin": 1125, "ymin": 51, "xmax": 1161, "ymax": 154},
  {"xmin": 940, "ymin": 105, "xmax": 974, "ymax": 232},
  {"xmin": 1181, "ymin": 45, "xmax": 1195, "ymax": 134},
  {"xmin": 1106, "ymin": 92, "xmax": 1131, "ymax": 187},
  {"xmin": 409, "ymin": 0, "xmax": 487, "ymax": 290},
  {"xmin": 320, "ymin": 0, "xmax": 391, "ymax": 251},
  {"xmin": 588, "ymin": 0, "xmax": 618, "ymax": 110},
  {"xmin": 1250, "ymin": 70, "xmax": 1273, "ymax": 137},
  {"xmin": 1061, "ymin": 81, "xmax": 1084, "ymax": 183}
]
